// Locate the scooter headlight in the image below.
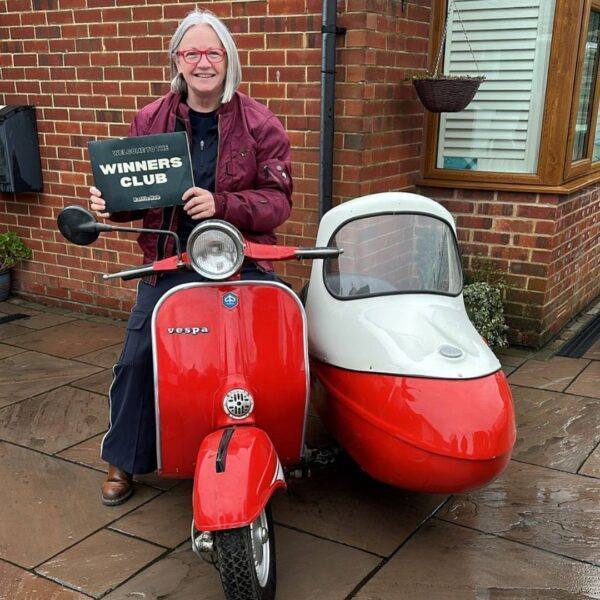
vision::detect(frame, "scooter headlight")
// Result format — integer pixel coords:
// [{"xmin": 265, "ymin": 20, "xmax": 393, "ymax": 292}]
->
[{"xmin": 187, "ymin": 221, "xmax": 244, "ymax": 280}]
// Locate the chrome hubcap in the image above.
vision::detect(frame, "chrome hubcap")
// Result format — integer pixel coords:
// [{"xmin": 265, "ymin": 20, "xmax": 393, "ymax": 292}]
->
[{"xmin": 250, "ymin": 509, "xmax": 270, "ymax": 587}]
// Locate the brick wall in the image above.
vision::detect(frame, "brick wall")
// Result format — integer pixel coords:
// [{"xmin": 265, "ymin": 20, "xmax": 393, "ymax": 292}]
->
[
  {"xmin": 0, "ymin": 0, "xmax": 431, "ymax": 318},
  {"xmin": 420, "ymin": 186, "xmax": 600, "ymax": 347}
]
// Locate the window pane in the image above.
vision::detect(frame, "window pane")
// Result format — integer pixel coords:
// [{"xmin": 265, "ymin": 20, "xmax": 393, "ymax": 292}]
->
[
  {"xmin": 573, "ymin": 11, "xmax": 600, "ymax": 161},
  {"xmin": 324, "ymin": 215, "xmax": 463, "ymax": 299},
  {"xmin": 436, "ymin": 0, "xmax": 556, "ymax": 173},
  {"xmin": 594, "ymin": 106, "xmax": 600, "ymax": 161}
]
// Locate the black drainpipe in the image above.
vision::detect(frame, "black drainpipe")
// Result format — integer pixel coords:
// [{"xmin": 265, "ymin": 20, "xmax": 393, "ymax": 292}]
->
[{"xmin": 319, "ymin": 0, "xmax": 345, "ymax": 219}]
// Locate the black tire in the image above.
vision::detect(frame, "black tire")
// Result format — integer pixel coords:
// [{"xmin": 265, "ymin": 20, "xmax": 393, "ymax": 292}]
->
[{"xmin": 214, "ymin": 505, "xmax": 276, "ymax": 600}]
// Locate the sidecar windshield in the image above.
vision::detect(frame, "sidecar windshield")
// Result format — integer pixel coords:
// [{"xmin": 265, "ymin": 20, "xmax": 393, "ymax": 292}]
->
[{"xmin": 324, "ymin": 213, "xmax": 463, "ymax": 299}]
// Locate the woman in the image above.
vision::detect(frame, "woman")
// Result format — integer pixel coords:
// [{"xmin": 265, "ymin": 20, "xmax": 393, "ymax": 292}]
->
[{"xmin": 89, "ymin": 9, "xmax": 293, "ymax": 505}]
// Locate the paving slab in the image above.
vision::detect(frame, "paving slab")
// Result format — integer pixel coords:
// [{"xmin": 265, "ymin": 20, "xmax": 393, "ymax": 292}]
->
[
  {"xmin": 8, "ymin": 320, "xmax": 125, "ymax": 359},
  {"xmin": 498, "ymin": 353, "xmax": 528, "ymax": 368},
  {"xmin": 75, "ymin": 344, "xmax": 122, "ymax": 368},
  {"xmin": 57, "ymin": 433, "xmax": 110, "ymax": 471},
  {"xmin": 272, "ymin": 462, "xmax": 447, "ymax": 556},
  {"xmin": 584, "ymin": 339, "xmax": 600, "ymax": 360},
  {"xmin": 496, "ymin": 346, "xmax": 536, "ymax": 359},
  {"xmin": 0, "ymin": 351, "xmax": 102, "ymax": 409},
  {"xmin": 0, "ymin": 442, "xmax": 159, "ymax": 568},
  {"xmin": 0, "ymin": 386, "xmax": 108, "ymax": 453},
  {"xmin": 354, "ymin": 519, "xmax": 600, "ymax": 599},
  {"xmin": 0, "ymin": 342, "xmax": 25, "ymax": 360},
  {"xmin": 110, "ymin": 481, "xmax": 193, "ymax": 548},
  {"xmin": 0, "ymin": 301, "xmax": 42, "ymax": 316},
  {"xmin": 0, "ymin": 322, "xmax": 31, "ymax": 340},
  {"xmin": 17, "ymin": 313, "xmax": 76, "ymax": 330},
  {"xmin": 508, "ymin": 356, "xmax": 590, "ymax": 391},
  {"xmin": 0, "ymin": 559, "xmax": 88, "ymax": 600},
  {"xmin": 86, "ymin": 315, "xmax": 128, "ymax": 328},
  {"xmin": 104, "ymin": 525, "xmax": 379, "ymax": 600},
  {"xmin": 36, "ymin": 529, "xmax": 165, "ymax": 598},
  {"xmin": 511, "ymin": 385, "xmax": 600, "ymax": 472},
  {"xmin": 438, "ymin": 461, "xmax": 600, "ymax": 565},
  {"xmin": 566, "ymin": 361, "xmax": 600, "ymax": 399},
  {"xmin": 580, "ymin": 445, "xmax": 600, "ymax": 478},
  {"xmin": 72, "ymin": 369, "xmax": 113, "ymax": 395},
  {"xmin": 57, "ymin": 433, "xmax": 180, "ymax": 490}
]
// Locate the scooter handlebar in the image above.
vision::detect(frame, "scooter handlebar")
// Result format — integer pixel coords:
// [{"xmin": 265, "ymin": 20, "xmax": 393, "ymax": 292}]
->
[
  {"xmin": 294, "ymin": 247, "xmax": 343, "ymax": 259},
  {"xmin": 103, "ymin": 264, "xmax": 156, "ymax": 281}
]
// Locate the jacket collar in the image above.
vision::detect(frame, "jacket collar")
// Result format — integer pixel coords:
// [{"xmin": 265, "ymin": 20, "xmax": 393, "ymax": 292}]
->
[{"xmin": 173, "ymin": 90, "xmax": 238, "ymax": 121}]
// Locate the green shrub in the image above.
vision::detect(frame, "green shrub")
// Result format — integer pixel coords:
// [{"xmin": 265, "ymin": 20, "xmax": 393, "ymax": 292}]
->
[
  {"xmin": 463, "ymin": 281, "xmax": 508, "ymax": 349},
  {"xmin": 0, "ymin": 232, "xmax": 32, "ymax": 273}
]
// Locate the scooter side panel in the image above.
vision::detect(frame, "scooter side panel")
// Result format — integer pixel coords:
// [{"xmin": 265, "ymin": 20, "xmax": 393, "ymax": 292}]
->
[
  {"xmin": 153, "ymin": 282, "xmax": 308, "ymax": 477},
  {"xmin": 193, "ymin": 427, "xmax": 286, "ymax": 531},
  {"xmin": 311, "ymin": 361, "xmax": 515, "ymax": 492}
]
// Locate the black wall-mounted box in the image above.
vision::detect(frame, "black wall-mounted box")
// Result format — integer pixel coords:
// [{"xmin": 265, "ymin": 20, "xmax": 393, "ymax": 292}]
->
[{"xmin": 0, "ymin": 105, "xmax": 43, "ymax": 194}]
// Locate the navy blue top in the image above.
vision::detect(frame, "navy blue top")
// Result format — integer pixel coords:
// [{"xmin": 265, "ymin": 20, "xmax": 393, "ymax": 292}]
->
[{"xmin": 178, "ymin": 108, "xmax": 219, "ymax": 246}]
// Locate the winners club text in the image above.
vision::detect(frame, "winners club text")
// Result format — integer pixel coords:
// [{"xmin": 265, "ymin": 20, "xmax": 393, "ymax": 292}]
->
[{"xmin": 98, "ymin": 156, "xmax": 184, "ymax": 188}]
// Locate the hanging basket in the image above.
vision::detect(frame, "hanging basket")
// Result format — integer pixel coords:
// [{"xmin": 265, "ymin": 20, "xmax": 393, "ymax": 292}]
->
[
  {"xmin": 410, "ymin": 0, "xmax": 484, "ymax": 113},
  {"xmin": 412, "ymin": 76, "xmax": 484, "ymax": 113}
]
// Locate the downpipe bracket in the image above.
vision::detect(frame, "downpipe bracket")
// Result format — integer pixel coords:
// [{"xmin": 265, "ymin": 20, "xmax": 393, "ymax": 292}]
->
[{"xmin": 321, "ymin": 25, "xmax": 347, "ymax": 34}]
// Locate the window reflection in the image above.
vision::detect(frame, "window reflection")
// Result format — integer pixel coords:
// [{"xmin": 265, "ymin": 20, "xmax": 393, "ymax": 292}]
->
[{"xmin": 325, "ymin": 215, "xmax": 463, "ymax": 299}]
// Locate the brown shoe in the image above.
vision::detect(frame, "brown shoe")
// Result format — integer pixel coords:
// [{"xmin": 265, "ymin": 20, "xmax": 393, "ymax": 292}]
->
[{"xmin": 101, "ymin": 464, "xmax": 133, "ymax": 506}]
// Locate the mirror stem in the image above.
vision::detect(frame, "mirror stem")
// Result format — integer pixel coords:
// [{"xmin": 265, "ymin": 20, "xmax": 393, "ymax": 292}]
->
[{"xmin": 99, "ymin": 225, "xmax": 184, "ymax": 265}]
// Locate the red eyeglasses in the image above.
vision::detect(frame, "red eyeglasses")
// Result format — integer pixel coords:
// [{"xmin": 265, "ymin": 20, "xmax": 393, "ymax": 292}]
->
[{"xmin": 174, "ymin": 48, "xmax": 226, "ymax": 64}]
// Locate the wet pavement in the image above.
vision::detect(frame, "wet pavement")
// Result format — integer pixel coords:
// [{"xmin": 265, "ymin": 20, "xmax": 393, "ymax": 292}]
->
[{"xmin": 0, "ymin": 296, "xmax": 598, "ymax": 599}]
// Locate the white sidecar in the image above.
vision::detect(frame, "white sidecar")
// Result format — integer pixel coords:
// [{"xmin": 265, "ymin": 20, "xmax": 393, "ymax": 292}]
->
[{"xmin": 305, "ymin": 192, "xmax": 515, "ymax": 493}]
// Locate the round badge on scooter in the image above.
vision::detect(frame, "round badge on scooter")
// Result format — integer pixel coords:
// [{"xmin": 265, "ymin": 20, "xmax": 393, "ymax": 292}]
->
[{"xmin": 222, "ymin": 292, "xmax": 238, "ymax": 309}]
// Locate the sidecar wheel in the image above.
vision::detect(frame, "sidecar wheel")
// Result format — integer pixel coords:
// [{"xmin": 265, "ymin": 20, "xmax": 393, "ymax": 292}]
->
[{"xmin": 214, "ymin": 506, "xmax": 276, "ymax": 600}]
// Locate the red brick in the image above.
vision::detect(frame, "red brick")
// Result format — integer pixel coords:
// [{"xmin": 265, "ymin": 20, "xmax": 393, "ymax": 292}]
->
[{"xmin": 493, "ymin": 219, "xmax": 534, "ymax": 234}]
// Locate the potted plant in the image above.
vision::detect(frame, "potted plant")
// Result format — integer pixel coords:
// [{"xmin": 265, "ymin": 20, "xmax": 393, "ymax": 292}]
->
[
  {"xmin": 0, "ymin": 232, "xmax": 32, "ymax": 302},
  {"xmin": 463, "ymin": 281, "xmax": 508, "ymax": 349},
  {"xmin": 407, "ymin": 0, "xmax": 484, "ymax": 113},
  {"xmin": 463, "ymin": 257, "xmax": 509, "ymax": 349}
]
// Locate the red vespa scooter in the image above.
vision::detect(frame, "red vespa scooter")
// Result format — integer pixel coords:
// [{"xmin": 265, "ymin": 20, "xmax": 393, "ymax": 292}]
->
[{"xmin": 57, "ymin": 205, "xmax": 340, "ymax": 600}]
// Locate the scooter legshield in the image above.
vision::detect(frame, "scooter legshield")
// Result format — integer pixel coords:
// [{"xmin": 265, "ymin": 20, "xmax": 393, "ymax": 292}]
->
[{"xmin": 193, "ymin": 426, "xmax": 285, "ymax": 531}]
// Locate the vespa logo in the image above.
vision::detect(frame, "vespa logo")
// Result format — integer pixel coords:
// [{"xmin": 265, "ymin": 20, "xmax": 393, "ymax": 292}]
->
[
  {"xmin": 167, "ymin": 327, "xmax": 209, "ymax": 335},
  {"xmin": 223, "ymin": 292, "xmax": 238, "ymax": 309}
]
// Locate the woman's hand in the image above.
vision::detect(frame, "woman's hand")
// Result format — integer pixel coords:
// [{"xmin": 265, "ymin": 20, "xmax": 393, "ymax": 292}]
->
[
  {"xmin": 182, "ymin": 187, "xmax": 216, "ymax": 220},
  {"xmin": 89, "ymin": 186, "xmax": 111, "ymax": 218}
]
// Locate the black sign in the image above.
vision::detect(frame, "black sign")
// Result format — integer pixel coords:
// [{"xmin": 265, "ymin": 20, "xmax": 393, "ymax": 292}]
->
[{"xmin": 88, "ymin": 132, "xmax": 194, "ymax": 213}]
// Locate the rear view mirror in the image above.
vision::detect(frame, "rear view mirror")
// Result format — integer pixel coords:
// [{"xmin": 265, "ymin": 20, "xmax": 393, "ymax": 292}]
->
[{"xmin": 57, "ymin": 205, "xmax": 105, "ymax": 245}]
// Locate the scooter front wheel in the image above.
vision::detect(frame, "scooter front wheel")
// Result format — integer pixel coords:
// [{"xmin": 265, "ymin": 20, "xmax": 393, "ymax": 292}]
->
[{"xmin": 214, "ymin": 505, "xmax": 276, "ymax": 600}]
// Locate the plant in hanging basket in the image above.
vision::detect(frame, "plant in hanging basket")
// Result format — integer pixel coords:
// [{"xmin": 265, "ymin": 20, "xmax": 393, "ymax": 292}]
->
[{"xmin": 406, "ymin": 71, "xmax": 485, "ymax": 113}]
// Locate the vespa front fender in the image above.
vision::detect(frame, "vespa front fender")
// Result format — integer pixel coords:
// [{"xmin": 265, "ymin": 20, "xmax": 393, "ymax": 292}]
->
[{"xmin": 193, "ymin": 426, "xmax": 286, "ymax": 531}]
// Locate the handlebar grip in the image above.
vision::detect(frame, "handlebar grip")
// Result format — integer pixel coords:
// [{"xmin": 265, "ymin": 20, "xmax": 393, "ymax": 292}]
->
[
  {"xmin": 121, "ymin": 271, "xmax": 147, "ymax": 281},
  {"xmin": 295, "ymin": 247, "xmax": 342, "ymax": 259}
]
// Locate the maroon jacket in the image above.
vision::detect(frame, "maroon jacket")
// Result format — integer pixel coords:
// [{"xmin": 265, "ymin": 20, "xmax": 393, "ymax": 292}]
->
[{"xmin": 110, "ymin": 91, "xmax": 293, "ymax": 267}]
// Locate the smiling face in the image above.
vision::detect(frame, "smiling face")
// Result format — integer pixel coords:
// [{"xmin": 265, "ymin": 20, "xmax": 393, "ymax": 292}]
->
[{"xmin": 175, "ymin": 23, "xmax": 227, "ymax": 111}]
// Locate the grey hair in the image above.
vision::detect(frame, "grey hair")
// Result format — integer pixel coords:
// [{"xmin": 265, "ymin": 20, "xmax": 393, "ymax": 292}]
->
[{"xmin": 168, "ymin": 9, "xmax": 241, "ymax": 104}]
